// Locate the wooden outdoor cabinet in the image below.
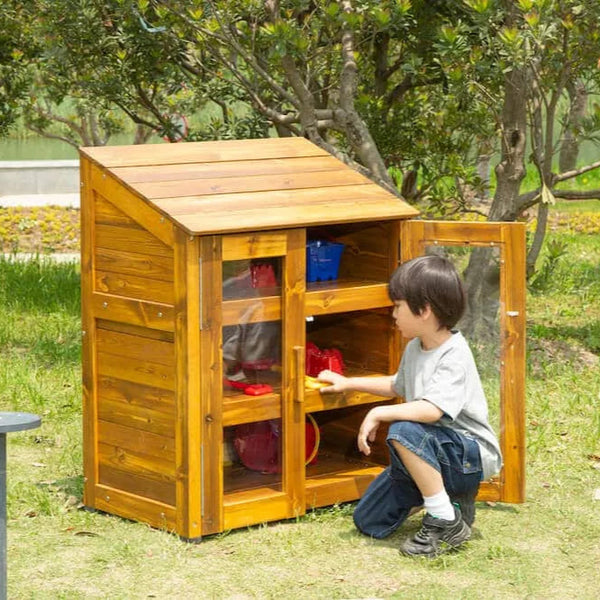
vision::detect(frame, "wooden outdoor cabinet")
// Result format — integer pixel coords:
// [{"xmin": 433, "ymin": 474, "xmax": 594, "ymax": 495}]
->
[{"xmin": 79, "ymin": 137, "xmax": 526, "ymax": 541}]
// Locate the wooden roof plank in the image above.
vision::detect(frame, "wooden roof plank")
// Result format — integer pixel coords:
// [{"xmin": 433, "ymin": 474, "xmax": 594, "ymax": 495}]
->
[
  {"xmin": 80, "ymin": 137, "xmax": 328, "ymax": 168},
  {"xmin": 132, "ymin": 168, "xmax": 369, "ymax": 199},
  {"xmin": 171, "ymin": 199, "xmax": 419, "ymax": 235},
  {"xmin": 150, "ymin": 184, "xmax": 397, "ymax": 216},
  {"xmin": 110, "ymin": 155, "xmax": 345, "ymax": 184}
]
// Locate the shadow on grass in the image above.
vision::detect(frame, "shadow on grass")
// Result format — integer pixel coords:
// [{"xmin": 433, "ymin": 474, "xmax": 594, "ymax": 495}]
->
[
  {"xmin": 37, "ymin": 474, "xmax": 84, "ymax": 498},
  {"xmin": 529, "ymin": 320, "xmax": 600, "ymax": 355}
]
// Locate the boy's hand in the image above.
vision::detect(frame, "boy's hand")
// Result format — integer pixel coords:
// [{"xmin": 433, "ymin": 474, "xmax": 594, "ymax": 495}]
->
[
  {"xmin": 316, "ymin": 369, "xmax": 348, "ymax": 393},
  {"xmin": 357, "ymin": 408, "xmax": 381, "ymax": 456}
]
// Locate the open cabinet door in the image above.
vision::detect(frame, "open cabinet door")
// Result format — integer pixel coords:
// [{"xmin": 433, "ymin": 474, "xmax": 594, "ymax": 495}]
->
[{"xmin": 400, "ymin": 220, "xmax": 526, "ymax": 504}]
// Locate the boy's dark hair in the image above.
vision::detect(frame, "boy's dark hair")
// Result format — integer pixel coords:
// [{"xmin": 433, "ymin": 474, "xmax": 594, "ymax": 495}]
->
[{"xmin": 388, "ymin": 255, "xmax": 466, "ymax": 329}]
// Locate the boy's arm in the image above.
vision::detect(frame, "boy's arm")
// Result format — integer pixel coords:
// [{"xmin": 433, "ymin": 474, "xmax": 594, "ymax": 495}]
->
[
  {"xmin": 317, "ymin": 370, "xmax": 443, "ymax": 455},
  {"xmin": 357, "ymin": 401, "xmax": 443, "ymax": 455},
  {"xmin": 316, "ymin": 370, "xmax": 396, "ymax": 397}
]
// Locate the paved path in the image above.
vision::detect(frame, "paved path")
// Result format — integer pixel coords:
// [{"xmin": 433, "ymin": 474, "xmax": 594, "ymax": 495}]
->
[
  {"xmin": 1, "ymin": 253, "xmax": 79, "ymax": 262},
  {"xmin": 0, "ymin": 193, "xmax": 79, "ymax": 208}
]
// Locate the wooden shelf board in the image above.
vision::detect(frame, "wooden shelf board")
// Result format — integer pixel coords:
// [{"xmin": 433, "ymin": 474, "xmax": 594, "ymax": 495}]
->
[
  {"xmin": 222, "ymin": 370, "xmax": 388, "ymax": 426},
  {"xmin": 305, "ymin": 280, "xmax": 391, "ymax": 316},
  {"xmin": 220, "ymin": 279, "xmax": 391, "ymax": 325},
  {"xmin": 223, "ymin": 448, "xmax": 383, "ymax": 496}
]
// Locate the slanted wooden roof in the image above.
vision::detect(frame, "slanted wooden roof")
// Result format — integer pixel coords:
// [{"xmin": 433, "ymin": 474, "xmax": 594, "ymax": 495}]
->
[{"xmin": 80, "ymin": 137, "xmax": 419, "ymax": 235}]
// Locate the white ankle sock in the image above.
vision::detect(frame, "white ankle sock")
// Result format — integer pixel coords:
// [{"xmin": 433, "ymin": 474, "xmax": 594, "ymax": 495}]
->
[{"xmin": 423, "ymin": 489, "xmax": 455, "ymax": 521}]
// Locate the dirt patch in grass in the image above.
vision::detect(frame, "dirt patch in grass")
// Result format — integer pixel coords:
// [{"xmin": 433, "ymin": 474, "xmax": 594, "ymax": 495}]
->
[
  {"xmin": 528, "ymin": 337, "xmax": 599, "ymax": 377},
  {"xmin": 0, "ymin": 206, "xmax": 80, "ymax": 253}
]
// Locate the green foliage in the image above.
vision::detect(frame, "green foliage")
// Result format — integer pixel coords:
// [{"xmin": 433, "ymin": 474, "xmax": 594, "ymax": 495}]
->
[
  {"xmin": 0, "ymin": 255, "xmax": 80, "ymax": 314},
  {"xmin": 528, "ymin": 238, "xmax": 569, "ymax": 293},
  {"xmin": 0, "ymin": 3, "xmax": 37, "ymax": 135}
]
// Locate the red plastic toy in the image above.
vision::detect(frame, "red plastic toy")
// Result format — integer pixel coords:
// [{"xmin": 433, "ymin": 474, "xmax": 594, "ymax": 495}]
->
[
  {"xmin": 224, "ymin": 378, "xmax": 273, "ymax": 396},
  {"xmin": 305, "ymin": 342, "xmax": 345, "ymax": 377},
  {"xmin": 233, "ymin": 416, "xmax": 320, "ymax": 474}
]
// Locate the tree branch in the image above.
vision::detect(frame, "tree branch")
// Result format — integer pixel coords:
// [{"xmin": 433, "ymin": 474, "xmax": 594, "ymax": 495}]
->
[
  {"xmin": 516, "ymin": 189, "xmax": 541, "ymax": 212},
  {"xmin": 555, "ymin": 160, "xmax": 600, "ymax": 183},
  {"xmin": 25, "ymin": 124, "xmax": 79, "ymax": 148},
  {"xmin": 552, "ymin": 189, "xmax": 600, "ymax": 200},
  {"xmin": 198, "ymin": 1, "xmax": 300, "ymax": 108},
  {"xmin": 339, "ymin": 1, "xmax": 358, "ymax": 113},
  {"xmin": 526, "ymin": 201, "xmax": 549, "ymax": 276}
]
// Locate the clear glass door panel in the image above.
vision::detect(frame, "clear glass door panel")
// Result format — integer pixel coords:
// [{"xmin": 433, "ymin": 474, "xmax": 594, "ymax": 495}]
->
[
  {"xmin": 224, "ymin": 420, "xmax": 283, "ymax": 494},
  {"xmin": 424, "ymin": 245, "xmax": 502, "ymax": 451},
  {"xmin": 222, "ymin": 257, "xmax": 282, "ymax": 382},
  {"xmin": 223, "ymin": 258, "xmax": 281, "ymax": 300},
  {"xmin": 222, "ymin": 257, "xmax": 283, "ymax": 494}
]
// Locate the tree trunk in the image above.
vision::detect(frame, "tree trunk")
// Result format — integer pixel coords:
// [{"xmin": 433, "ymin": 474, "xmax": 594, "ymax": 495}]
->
[
  {"xmin": 461, "ymin": 67, "xmax": 529, "ymax": 342},
  {"xmin": 559, "ymin": 78, "xmax": 588, "ymax": 173}
]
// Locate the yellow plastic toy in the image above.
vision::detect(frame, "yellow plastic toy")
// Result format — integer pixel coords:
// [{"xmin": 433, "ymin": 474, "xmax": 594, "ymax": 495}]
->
[{"xmin": 305, "ymin": 375, "xmax": 329, "ymax": 390}]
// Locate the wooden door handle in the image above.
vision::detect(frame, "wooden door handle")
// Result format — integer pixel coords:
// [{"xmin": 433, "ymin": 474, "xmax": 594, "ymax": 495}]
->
[{"xmin": 293, "ymin": 345, "xmax": 305, "ymax": 403}]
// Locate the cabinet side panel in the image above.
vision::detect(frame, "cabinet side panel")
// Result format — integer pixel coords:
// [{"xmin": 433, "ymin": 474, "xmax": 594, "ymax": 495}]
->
[
  {"xmin": 87, "ymin": 183, "xmax": 178, "ymax": 522},
  {"xmin": 94, "ymin": 193, "xmax": 175, "ymax": 304},
  {"xmin": 95, "ymin": 334, "xmax": 177, "ymax": 507},
  {"xmin": 81, "ymin": 156, "xmax": 98, "ymax": 507},
  {"xmin": 90, "ymin": 163, "xmax": 174, "ymax": 247}
]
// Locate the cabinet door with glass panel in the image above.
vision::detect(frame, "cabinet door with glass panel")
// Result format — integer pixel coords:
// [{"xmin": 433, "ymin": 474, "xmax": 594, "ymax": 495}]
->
[
  {"xmin": 400, "ymin": 220, "xmax": 526, "ymax": 504},
  {"xmin": 215, "ymin": 229, "xmax": 306, "ymax": 532}
]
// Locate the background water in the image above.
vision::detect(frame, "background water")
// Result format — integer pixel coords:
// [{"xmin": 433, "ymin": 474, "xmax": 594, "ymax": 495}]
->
[{"xmin": 0, "ymin": 133, "xmax": 165, "ymax": 160}]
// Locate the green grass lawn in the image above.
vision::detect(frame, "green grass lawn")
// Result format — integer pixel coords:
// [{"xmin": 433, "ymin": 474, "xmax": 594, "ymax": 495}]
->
[{"xmin": 1, "ymin": 210, "xmax": 599, "ymax": 599}]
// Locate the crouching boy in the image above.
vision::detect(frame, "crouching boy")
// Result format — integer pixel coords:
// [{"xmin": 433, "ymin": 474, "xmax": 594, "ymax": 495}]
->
[{"xmin": 318, "ymin": 255, "xmax": 502, "ymax": 557}]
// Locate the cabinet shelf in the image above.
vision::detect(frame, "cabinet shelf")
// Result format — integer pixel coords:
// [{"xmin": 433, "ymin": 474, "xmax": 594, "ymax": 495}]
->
[
  {"xmin": 221, "ymin": 279, "xmax": 391, "ymax": 326},
  {"xmin": 223, "ymin": 445, "xmax": 380, "ymax": 494},
  {"xmin": 222, "ymin": 371, "xmax": 390, "ymax": 426},
  {"xmin": 305, "ymin": 279, "xmax": 391, "ymax": 316},
  {"xmin": 222, "ymin": 390, "xmax": 282, "ymax": 427}
]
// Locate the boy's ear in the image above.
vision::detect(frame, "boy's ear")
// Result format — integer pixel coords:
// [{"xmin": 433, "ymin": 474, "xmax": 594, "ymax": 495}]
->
[{"xmin": 419, "ymin": 303, "xmax": 433, "ymax": 319}]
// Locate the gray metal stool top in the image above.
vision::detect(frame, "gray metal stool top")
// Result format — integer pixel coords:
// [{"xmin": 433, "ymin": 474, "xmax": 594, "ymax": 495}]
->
[
  {"xmin": 1, "ymin": 411, "xmax": 42, "ymax": 600},
  {"xmin": 0, "ymin": 412, "xmax": 41, "ymax": 433}
]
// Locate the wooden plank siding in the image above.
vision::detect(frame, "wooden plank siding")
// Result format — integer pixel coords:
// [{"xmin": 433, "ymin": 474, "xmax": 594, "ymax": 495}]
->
[
  {"xmin": 80, "ymin": 157, "xmax": 98, "ymax": 508},
  {"xmin": 97, "ymin": 419, "xmax": 176, "ymax": 506},
  {"xmin": 92, "ymin": 292, "xmax": 175, "ymax": 332},
  {"xmin": 94, "ymin": 194, "xmax": 175, "ymax": 304},
  {"xmin": 90, "ymin": 164, "xmax": 175, "ymax": 247},
  {"xmin": 94, "ymin": 484, "xmax": 176, "ymax": 530},
  {"xmin": 95, "ymin": 270, "xmax": 174, "ymax": 305}
]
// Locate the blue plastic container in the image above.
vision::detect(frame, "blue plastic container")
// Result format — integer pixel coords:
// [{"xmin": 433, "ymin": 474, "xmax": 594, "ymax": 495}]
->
[{"xmin": 306, "ymin": 241, "xmax": 345, "ymax": 282}]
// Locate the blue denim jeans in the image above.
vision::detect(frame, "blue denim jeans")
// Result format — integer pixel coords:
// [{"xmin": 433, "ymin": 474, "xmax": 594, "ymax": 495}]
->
[{"xmin": 353, "ymin": 421, "xmax": 483, "ymax": 538}]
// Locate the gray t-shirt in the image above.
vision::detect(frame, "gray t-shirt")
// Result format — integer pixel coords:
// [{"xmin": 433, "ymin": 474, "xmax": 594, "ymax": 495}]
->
[{"xmin": 392, "ymin": 331, "xmax": 502, "ymax": 480}]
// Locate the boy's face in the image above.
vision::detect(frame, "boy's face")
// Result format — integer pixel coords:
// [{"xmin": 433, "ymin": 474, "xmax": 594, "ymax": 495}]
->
[{"xmin": 392, "ymin": 300, "xmax": 425, "ymax": 339}]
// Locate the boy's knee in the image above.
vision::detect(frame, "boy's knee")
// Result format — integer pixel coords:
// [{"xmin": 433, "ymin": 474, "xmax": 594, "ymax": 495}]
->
[{"xmin": 387, "ymin": 420, "xmax": 428, "ymax": 452}]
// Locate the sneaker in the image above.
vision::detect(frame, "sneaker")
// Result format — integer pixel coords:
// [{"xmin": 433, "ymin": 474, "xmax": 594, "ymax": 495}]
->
[
  {"xmin": 401, "ymin": 506, "xmax": 471, "ymax": 557},
  {"xmin": 450, "ymin": 486, "xmax": 479, "ymax": 527}
]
